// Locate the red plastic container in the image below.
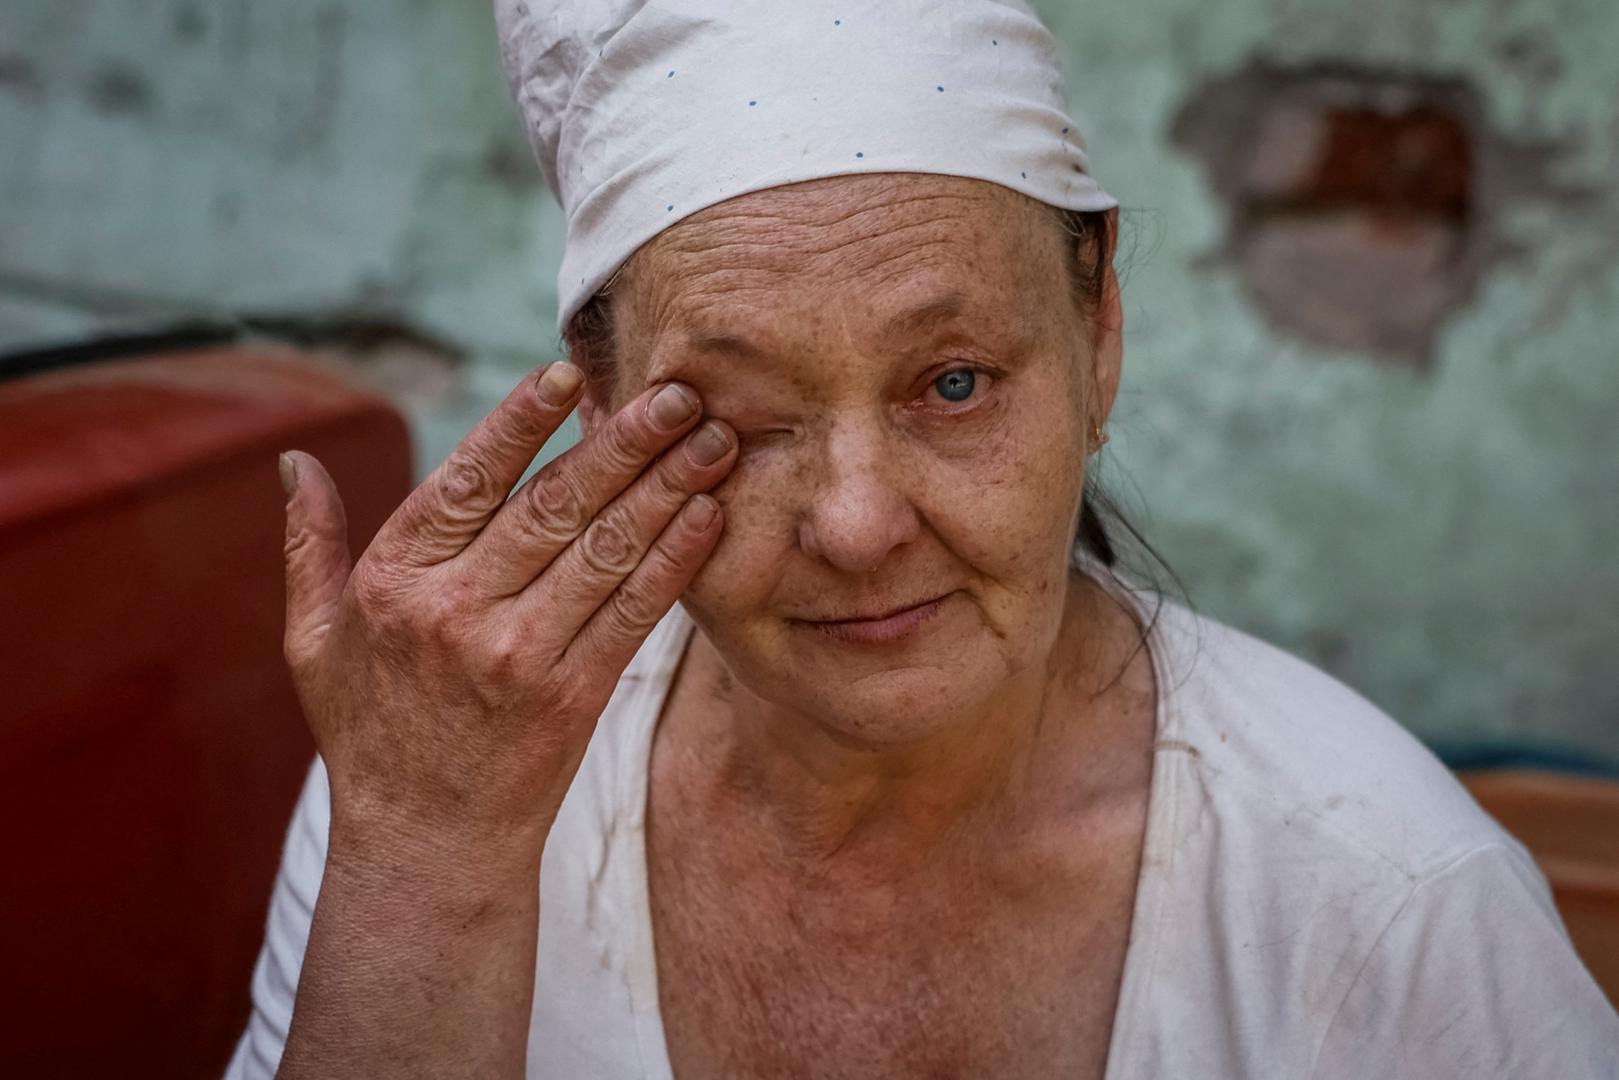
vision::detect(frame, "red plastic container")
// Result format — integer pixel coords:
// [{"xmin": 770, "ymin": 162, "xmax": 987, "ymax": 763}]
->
[{"xmin": 0, "ymin": 346, "xmax": 411, "ymax": 1078}]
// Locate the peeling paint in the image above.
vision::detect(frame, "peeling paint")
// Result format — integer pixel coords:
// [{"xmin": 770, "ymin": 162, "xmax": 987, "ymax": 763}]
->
[
  {"xmin": 172, "ymin": 4, "xmax": 208, "ymax": 44},
  {"xmin": 84, "ymin": 61, "xmax": 154, "ymax": 117},
  {"xmin": 0, "ymin": 0, "xmax": 1616, "ymax": 755},
  {"xmin": 0, "ymin": 53, "xmax": 41, "ymax": 97},
  {"xmin": 1167, "ymin": 59, "xmax": 1594, "ymax": 366}
]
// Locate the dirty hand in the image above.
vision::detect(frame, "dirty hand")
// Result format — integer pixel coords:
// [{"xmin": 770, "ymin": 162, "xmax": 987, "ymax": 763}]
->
[{"xmin": 277, "ymin": 362, "xmax": 735, "ymax": 848}]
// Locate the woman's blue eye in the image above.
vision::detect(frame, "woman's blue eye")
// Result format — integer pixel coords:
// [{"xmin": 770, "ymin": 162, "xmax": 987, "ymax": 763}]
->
[{"xmin": 934, "ymin": 369, "xmax": 976, "ymax": 403}]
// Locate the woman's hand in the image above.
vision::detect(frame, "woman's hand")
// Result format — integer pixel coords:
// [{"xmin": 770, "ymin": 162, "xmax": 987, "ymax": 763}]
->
[
  {"xmin": 280, "ymin": 361, "xmax": 736, "ymax": 846},
  {"xmin": 271, "ymin": 362, "xmax": 735, "ymax": 1078}
]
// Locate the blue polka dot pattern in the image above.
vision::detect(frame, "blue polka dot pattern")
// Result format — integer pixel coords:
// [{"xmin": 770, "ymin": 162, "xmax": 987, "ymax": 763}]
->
[{"xmin": 855, "ymin": 151, "xmax": 864, "ymax": 158}]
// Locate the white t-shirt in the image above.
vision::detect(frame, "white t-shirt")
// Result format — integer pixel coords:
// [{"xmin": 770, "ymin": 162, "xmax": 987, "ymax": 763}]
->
[{"xmin": 226, "ymin": 596, "xmax": 1619, "ymax": 1078}]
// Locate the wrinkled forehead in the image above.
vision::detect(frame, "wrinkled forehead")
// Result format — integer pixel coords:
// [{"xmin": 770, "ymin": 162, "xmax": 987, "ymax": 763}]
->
[{"xmin": 614, "ymin": 174, "xmax": 1072, "ymax": 373}]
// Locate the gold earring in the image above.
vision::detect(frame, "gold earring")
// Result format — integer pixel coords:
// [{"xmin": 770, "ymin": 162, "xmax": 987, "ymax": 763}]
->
[{"xmin": 1090, "ymin": 426, "xmax": 1110, "ymax": 453}]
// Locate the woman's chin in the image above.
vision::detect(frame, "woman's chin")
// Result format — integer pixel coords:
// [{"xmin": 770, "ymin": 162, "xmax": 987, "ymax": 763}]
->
[
  {"xmin": 769, "ymin": 657, "xmax": 1007, "ymax": 747},
  {"xmin": 688, "ymin": 595, "xmax": 1030, "ymax": 745}
]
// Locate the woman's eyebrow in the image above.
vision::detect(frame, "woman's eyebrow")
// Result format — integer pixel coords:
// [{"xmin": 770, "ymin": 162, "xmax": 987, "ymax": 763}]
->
[
  {"xmin": 681, "ymin": 292, "xmax": 969, "ymax": 357},
  {"xmin": 648, "ymin": 290, "xmax": 978, "ymax": 384},
  {"xmin": 682, "ymin": 328, "xmax": 766, "ymax": 361},
  {"xmin": 881, "ymin": 292, "xmax": 967, "ymax": 337},
  {"xmin": 644, "ymin": 331, "xmax": 759, "ymax": 386}
]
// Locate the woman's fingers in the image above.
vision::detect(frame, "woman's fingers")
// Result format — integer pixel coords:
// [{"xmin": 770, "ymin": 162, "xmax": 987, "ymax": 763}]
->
[
  {"xmin": 519, "ymin": 419, "xmax": 736, "ymax": 632},
  {"xmin": 371, "ymin": 362, "xmax": 585, "ymax": 569},
  {"xmin": 560, "ymin": 493, "xmax": 723, "ymax": 677},
  {"xmin": 281, "ymin": 451, "xmax": 352, "ymax": 672},
  {"xmin": 455, "ymin": 381, "xmax": 712, "ymax": 597}
]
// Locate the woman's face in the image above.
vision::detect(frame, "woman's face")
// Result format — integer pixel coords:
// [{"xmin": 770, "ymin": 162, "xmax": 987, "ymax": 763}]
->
[{"xmin": 594, "ymin": 174, "xmax": 1121, "ymax": 742}]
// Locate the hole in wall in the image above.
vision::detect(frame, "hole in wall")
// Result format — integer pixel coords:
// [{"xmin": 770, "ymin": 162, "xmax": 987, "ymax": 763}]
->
[{"xmin": 1170, "ymin": 58, "xmax": 1579, "ymax": 368}]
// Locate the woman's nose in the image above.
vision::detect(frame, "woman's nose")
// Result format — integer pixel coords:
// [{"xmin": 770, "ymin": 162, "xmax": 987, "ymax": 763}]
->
[{"xmin": 795, "ymin": 433, "xmax": 921, "ymax": 574}]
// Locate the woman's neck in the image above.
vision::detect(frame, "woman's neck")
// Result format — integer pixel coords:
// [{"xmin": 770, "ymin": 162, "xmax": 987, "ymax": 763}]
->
[{"xmin": 659, "ymin": 571, "xmax": 1146, "ymax": 873}]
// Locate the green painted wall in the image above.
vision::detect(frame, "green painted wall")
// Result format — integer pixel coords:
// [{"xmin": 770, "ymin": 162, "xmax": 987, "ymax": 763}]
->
[{"xmin": 2, "ymin": 0, "xmax": 1614, "ymax": 756}]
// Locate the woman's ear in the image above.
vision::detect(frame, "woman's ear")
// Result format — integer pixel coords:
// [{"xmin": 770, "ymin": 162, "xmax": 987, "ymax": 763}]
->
[{"xmin": 1089, "ymin": 207, "xmax": 1124, "ymax": 431}]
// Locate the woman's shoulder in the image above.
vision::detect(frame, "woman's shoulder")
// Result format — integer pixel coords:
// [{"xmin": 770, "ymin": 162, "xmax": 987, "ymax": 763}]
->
[
  {"xmin": 1139, "ymin": 595, "xmax": 1522, "ymax": 880},
  {"xmin": 1101, "ymin": 596, "xmax": 1619, "ymax": 1076}
]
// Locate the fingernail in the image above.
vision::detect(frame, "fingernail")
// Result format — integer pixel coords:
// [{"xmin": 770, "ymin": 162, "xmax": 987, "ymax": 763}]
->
[
  {"xmin": 685, "ymin": 494, "xmax": 718, "ymax": 529},
  {"xmin": 278, "ymin": 452, "xmax": 298, "ymax": 499},
  {"xmin": 649, "ymin": 383, "xmax": 699, "ymax": 431},
  {"xmin": 537, "ymin": 361, "xmax": 584, "ymax": 406},
  {"xmin": 686, "ymin": 422, "xmax": 732, "ymax": 465}
]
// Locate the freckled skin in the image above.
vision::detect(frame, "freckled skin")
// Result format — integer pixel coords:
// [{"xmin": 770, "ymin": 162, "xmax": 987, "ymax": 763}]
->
[
  {"xmin": 585, "ymin": 174, "xmax": 1157, "ymax": 1079},
  {"xmin": 600, "ymin": 176, "xmax": 1105, "ymax": 741}
]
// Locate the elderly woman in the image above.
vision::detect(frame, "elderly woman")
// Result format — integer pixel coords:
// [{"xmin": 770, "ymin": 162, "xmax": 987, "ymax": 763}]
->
[{"xmin": 229, "ymin": 2, "xmax": 1616, "ymax": 1077}]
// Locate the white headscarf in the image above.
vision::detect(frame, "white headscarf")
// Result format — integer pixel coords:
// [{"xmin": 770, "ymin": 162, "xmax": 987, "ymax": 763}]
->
[{"xmin": 494, "ymin": 0, "xmax": 1118, "ymax": 328}]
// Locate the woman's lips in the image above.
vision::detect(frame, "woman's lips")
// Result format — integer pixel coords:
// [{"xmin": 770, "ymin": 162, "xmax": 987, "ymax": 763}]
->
[{"xmin": 801, "ymin": 595, "xmax": 949, "ymax": 645}]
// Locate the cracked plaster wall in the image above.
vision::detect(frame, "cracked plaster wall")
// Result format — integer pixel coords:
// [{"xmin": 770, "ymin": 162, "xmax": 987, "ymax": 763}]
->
[{"xmin": 1, "ymin": 0, "xmax": 1615, "ymax": 755}]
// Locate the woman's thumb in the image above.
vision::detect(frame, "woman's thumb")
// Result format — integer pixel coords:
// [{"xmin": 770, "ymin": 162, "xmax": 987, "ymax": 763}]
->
[{"xmin": 280, "ymin": 450, "xmax": 352, "ymax": 669}]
